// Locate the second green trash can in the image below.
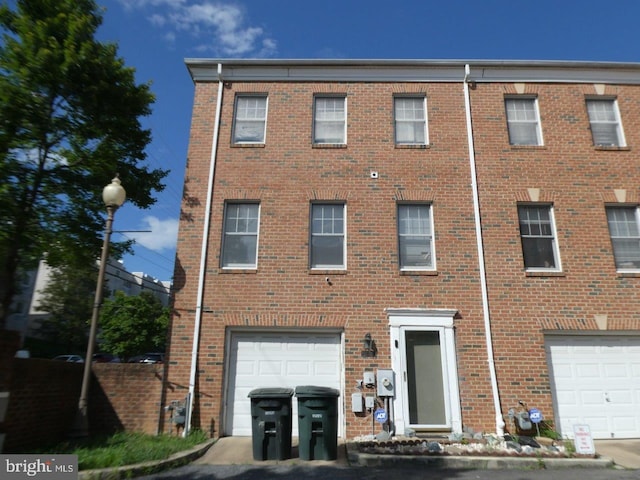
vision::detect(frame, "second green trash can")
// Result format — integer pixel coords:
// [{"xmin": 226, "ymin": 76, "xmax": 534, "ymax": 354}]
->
[
  {"xmin": 248, "ymin": 387, "xmax": 294, "ymax": 461},
  {"xmin": 295, "ymin": 385, "xmax": 340, "ymax": 460}
]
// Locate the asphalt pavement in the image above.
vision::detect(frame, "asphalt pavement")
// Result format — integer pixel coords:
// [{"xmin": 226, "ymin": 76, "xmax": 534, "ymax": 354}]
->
[{"xmin": 79, "ymin": 437, "xmax": 640, "ymax": 480}]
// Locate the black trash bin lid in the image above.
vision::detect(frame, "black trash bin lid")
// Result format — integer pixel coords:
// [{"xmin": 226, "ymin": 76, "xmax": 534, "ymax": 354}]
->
[
  {"xmin": 248, "ymin": 387, "xmax": 294, "ymax": 398},
  {"xmin": 295, "ymin": 385, "xmax": 340, "ymax": 397}
]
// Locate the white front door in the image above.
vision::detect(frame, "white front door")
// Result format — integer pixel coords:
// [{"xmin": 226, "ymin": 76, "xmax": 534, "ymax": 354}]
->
[
  {"xmin": 388, "ymin": 309, "xmax": 462, "ymax": 435},
  {"xmin": 546, "ymin": 335, "xmax": 640, "ymax": 439}
]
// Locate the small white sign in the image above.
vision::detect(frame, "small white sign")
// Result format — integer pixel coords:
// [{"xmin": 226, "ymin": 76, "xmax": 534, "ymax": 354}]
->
[{"xmin": 573, "ymin": 424, "xmax": 595, "ymax": 455}]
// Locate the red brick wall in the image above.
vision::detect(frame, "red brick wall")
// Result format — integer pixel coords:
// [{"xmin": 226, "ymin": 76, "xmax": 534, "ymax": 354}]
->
[
  {"xmin": 4, "ymin": 359, "xmax": 83, "ymax": 451},
  {"xmin": 91, "ymin": 363, "xmax": 165, "ymax": 437},
  {"xmin": 168, "ymin": 80, "xmax": 496, "ymax": 438},
  {"xmin": 2, "ymin": 359, "xmax": 165, "ymax": 452},
  {"xmin": 169, "ymin": 73, "xmax": 640, "ymax": 440},
  {"xmin": 470, "ymin": 82, "xmax": 640, "ymax": 420}
]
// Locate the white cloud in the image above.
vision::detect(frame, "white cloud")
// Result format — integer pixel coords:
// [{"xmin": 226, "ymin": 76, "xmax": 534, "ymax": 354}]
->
[
  {"xmin": 130, "ymin": 216, "xmax": 179, "ymax": 252},
  {"xmin": 120, "ymin": 0, "xmax": 277, "ymax": 57}
]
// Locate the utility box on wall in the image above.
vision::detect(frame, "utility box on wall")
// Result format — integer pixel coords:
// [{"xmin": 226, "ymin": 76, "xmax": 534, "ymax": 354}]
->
[{"xmin": 376, "ymin": 369, "xmax": 395, "ymax": 397}]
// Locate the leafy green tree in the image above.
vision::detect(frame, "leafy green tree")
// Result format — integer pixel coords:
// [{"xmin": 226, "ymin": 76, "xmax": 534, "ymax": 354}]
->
[
  {"xmin": 0, "ymin": 0, "xmax": 168, "ymax": 328},
  {"xmin": 34, "ymin": 260, "xmax": 100, "ymax": 355},
  {"xmin": 98, "ymin": 290, "xmax": 169, "ymax": 360}
]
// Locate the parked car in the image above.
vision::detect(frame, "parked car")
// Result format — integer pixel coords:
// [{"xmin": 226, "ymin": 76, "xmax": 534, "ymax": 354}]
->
[
  {"xmin": 92, "ymin": 353, "xmax": 120, "ymax": 363},
  {"xmin": 128, "ymin": 352, "xmax": 164, "ymax": 364},
  {"xmin": 53, "ymin": 354, "xmax": 84, "ymax": 363}
]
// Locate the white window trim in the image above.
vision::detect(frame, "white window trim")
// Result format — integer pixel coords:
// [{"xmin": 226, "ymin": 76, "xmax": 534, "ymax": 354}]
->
[
  {"xmin": 519, "ymin": 204, "xmax": 562, "ymax": 272},
  {"xmin": 232, "ymin": 95, "xmax": 268, "ymax": 144},
  {"xmin": 398, "ymin": 203, "xmax": 436, "ymax": 271},
  {"xmin": 221, "ymin": 202, "xmax": 260, "ymax": 269},
  {"xmin": 313, "ymin": 96, "xmax": 347, "ymax": 145},
  {"xmin": 607, "ymin": 206, "xmax": 640, "ymax": 272},
  {"xmin": 587, "ymin": 98, "xmax": 626, "ymax": 147},
  {"xmin": 310, "ymin": 203, "xmax": 347, "ymax": 270},
  {"xmin": 394, "ymin": 96, "xmax": 428, "ymax": 145},
  {"xmin": 505, "ymin": 97, "xmax": 544, "ymax": 146}
]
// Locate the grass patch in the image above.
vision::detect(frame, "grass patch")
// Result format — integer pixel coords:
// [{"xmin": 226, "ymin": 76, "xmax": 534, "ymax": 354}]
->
[{"xmin": 37, "ymin": 430, "xmax": 209, "ymax": 470}]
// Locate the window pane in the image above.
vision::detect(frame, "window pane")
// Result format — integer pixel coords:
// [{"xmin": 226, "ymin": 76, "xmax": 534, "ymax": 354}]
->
[
  {"xmin": 399, "ymin": 236, "xmax": 433, "ymax": 268},
  {"xmin": 505, "ymin": 98, "xmax": 541, "ymax": 145},
  {"xmin": 222, "ymin": 203, "xmax": 259, "ymax": 268},
  {"xmin": 314, "ymin": 97, "xmax": 345, "ymax": 143},
  {"xmin": 311, "ymin": 236, "xmax": 344, "ymax": 267},
  {"xmin": 222, "ymin": 235, "xmax": 258, "ymax": 267},
  {"xmin": 398, "ymin": 205, "xmax": 433, "ymax": 269},
  {"xmin": 607, "ymin": 207, "xmax": 640, "ymax": 269},
  {"xmin": 395, "ymin": 98, "xmax": 426, "ymax": 144},
  {"xmin": 233, "ymin": 96, "xmax": 267, "ymax": 143},
  {"xmin": 518, "ymin": 206, "xmax": 558, "ymax": 269},
  {"xmin": 521, "ymin": 237, "xmax": 556, "ymax": 268},
  {"xmin": 507, "ymin": 123, "xmax": 538, "ymax": 145},
  {"xmin": 311, "ymin": 204, "xmax": 345, "ymax": 268},
  {"xmin": 587, "ymin": 100, "xmax": 622, "ymax": 146}
]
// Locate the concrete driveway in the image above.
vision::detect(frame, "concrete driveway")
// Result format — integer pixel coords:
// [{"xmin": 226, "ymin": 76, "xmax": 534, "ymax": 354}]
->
[
  {"xmin": 593, "ymin": 439, "xmax": 640, "ymax": 469},
  {"xmin": 198, "ymin": 437, "xmax": 640, "ymax": 470}
]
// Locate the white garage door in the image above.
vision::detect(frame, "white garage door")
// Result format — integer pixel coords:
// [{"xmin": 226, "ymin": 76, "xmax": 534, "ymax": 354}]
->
[
  {"xmin": 546, "ymin": 335, "xmax": 640, "ymax": 439},
  {"xmin": 225, "ymin": 331, "xmax": 342, "ymax": 436}
]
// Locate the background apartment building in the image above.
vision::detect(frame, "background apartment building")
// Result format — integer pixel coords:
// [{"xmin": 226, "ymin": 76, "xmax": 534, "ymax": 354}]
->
[{"xmin": 167, "ymin": 60, "xmax": 640, "ymax": 441}]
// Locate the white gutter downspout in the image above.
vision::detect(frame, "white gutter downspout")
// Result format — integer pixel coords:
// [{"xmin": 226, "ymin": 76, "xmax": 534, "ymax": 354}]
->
[
  {"xmin": 185, "ymin": 63, "xmax": 224, "ymax": 436},
  {"xmin": 463, "ymin": 64, "xmax": 505, "ymax": 436}
]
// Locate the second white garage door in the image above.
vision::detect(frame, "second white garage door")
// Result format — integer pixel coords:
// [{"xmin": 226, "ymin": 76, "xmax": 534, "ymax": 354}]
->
[
  {"xmin": 545, "ymin": 335, "xmax": 640, "ymax": 439},
  {"xmin": 224, "ymin": 331, "xmax": 342, "ymax": 436}
]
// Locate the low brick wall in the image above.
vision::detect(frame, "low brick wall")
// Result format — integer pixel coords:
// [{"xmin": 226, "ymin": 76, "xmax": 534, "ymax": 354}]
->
[
  {"xmin": 4, "ymin": 358, "xmax": 83, "ymax": 451},
  {"xmin": 91, "ymin": 363, "xmax": 166, "ymax": 436},
  {"xmin": 1, "ymin": 356, "xmax": 166, "ymax": 452}
]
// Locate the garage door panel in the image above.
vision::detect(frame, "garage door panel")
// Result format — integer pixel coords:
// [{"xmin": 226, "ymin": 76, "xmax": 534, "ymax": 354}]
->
[
  {"xmin": 576, "ymin": 364, "xmax": 600, "ymax": 379},
  {"xmin": 604, "ymin": 364, "xmax": 627, "ymax": 378},
  {"xmin": 226, "ymin": 332, "xmax": 342, "ymax": 436},
  {"xmin": 546, "ymin": 336, "xmax": 640, "ymax": 439},
  {"xmin": 236, "ymin": 360, "xmax": 256, "ymax": 375},
  {"xmin": 580, "ymin": 391, "xmax": 605, "ymax": 406},
  {"xmin": 556, "ymin": 390, "xmax": 578, "ymax": 405},
  {"xmin": 609, "ymin": 390, "xmax": 633, "ymax": 404},
  {"xmin": 286, "ymin": 361, "xmax": 311, "ymax": 375},
  {"xmin": 613, "ymin": 417, "xmax": 638, "ymax": 432},
  {"xmin": 553, "ymin": 363, "xmax": 573, "ymax": 378}
]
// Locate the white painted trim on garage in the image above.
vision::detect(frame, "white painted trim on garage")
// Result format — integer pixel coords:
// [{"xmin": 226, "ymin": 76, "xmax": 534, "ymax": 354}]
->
[
  {"xmin": 545, "ymin": 333, "xmax": 640, "ymax": 439},
  {"xmin": 222, "ymin": 327, "xmax": 345, "ymax": 438}
]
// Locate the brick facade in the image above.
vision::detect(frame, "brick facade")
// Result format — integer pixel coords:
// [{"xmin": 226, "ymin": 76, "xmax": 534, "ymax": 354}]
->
[{"xmin": 167, "ymin": 60, "xmax": 640, "ymax": 440}]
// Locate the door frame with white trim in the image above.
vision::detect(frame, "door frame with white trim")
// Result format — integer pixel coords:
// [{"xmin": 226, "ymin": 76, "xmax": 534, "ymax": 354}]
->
[{"xmin": 387, "ymin": 309, "xmax": 462, "ymax": 435}]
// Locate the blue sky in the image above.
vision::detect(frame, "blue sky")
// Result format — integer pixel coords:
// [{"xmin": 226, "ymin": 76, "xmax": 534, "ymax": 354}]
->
[{"xmin": 96, "ymin": 0, "xmax": 640, "ymax": 281}]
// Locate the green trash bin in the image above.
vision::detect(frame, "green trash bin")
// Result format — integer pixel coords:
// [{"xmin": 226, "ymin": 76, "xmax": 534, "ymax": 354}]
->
[
  {"xmin": 295, "ymin": 385, "xmax": 340, "ymax": 460},
  {"xmin": 248, "ymin": 387, "xmax": 294, "ymax": 461}
]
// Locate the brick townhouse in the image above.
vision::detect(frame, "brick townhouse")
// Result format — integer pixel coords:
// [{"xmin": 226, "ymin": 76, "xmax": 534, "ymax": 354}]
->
[{"xmin": 165, "ymin": 59, "xmax": 640, "ymax": 441}]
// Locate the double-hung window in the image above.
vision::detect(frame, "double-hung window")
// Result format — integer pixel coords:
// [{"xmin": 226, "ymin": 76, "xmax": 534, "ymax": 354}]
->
[
  {"xmin": 221, "ymin": 203, "xmax": 260, "ymax": 268},
  {"xmin": 606, "ymin": 206, "xmax": 640, "ymax": 270},
  {"xmin": 394, "ymin": 97, "xmax": 428, "ymax": 145},
  {"xmin": 518, "ymin": 205, "xmax": 560, "ymax": 270},
  {"xmin": 505, "ymin": 97, "xmax": 543, "ymax": 146},
  {"xmin": 314, "ymin": 96, "xmax": 346, "ymax": 144},
  {"xmin": 233, "ymin": 95, "xmax": 268, "ymax": 144},
  {"xmin": 310, "ymin": 203, "xmax": 345, "ymax": 269},
  {"xmin": 398, "ymin": 204, "xmax": 434, "ymax": 270},
  {"xmin": 586, "ymin": 99, "xmax": 625, "ymax": 147}
]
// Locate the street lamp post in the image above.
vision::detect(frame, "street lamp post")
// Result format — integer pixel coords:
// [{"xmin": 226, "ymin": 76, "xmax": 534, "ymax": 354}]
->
[{"xmin": 71, "ymin": 176, "xmax": 126, "ymax": 438}]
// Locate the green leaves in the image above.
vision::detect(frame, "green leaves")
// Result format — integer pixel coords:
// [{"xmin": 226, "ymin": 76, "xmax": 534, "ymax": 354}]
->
[
  {"xmin": 0, "ymin": 0, "xmax": 168, "ymax": 326},
  {"xmin": 98, "ymin": 291, "xmax": 170, "ymax": 360}
]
